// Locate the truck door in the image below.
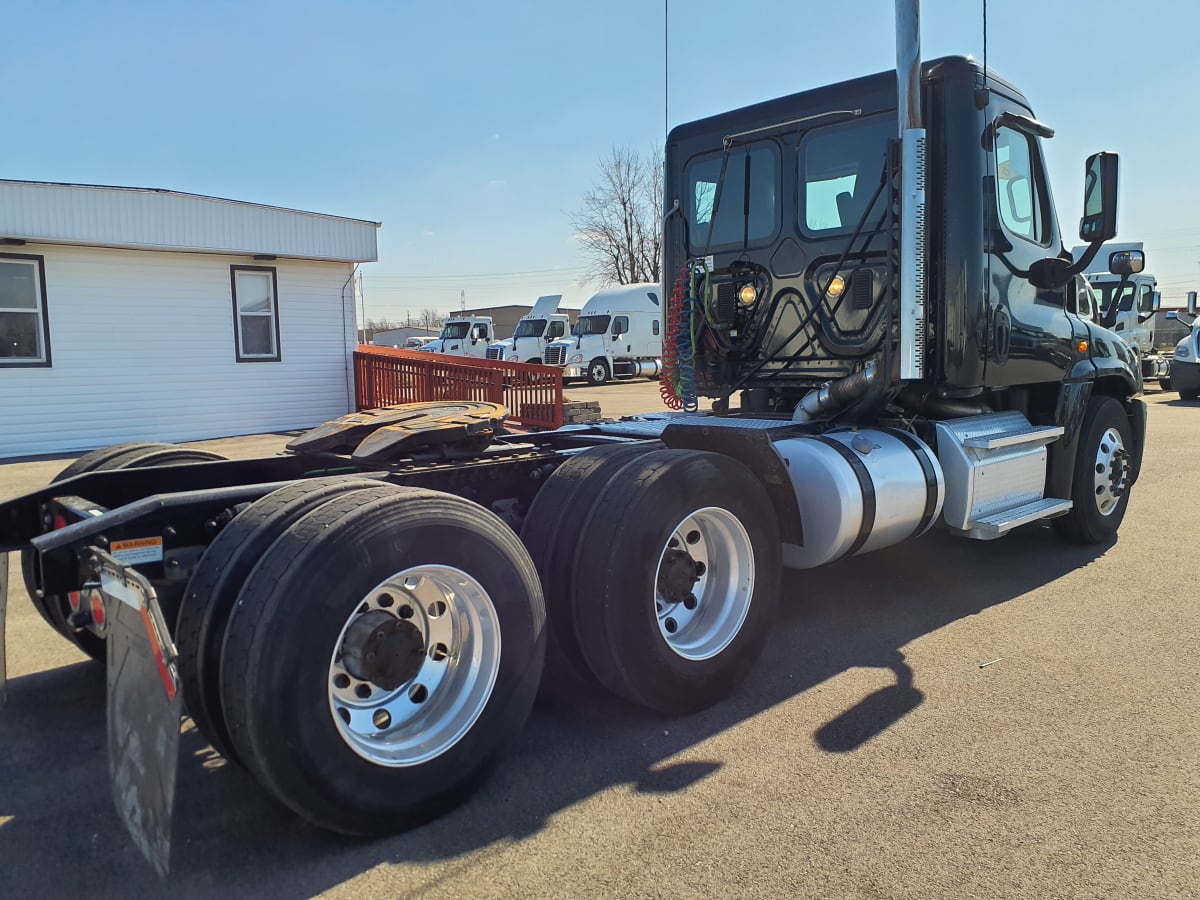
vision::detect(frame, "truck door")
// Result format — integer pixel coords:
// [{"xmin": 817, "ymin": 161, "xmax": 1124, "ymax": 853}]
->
[
  {"xmin": 984, "ymin": 116, "xmax": 1075, "ymax": 388},
  {"xmin": 1132, "ymin": 280, "xmax": 1155, "ymax": 354}
]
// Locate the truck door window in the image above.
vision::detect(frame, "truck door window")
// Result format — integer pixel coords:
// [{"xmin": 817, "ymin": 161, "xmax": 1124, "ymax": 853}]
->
[
  {"xmin": 685, "ymin": 142, "xmax": 779, "ymax": 252},
  {"xmin": 1071, "ymin": 277, "xmax": 1095, "ymax": 319},
  {"xmin": 546, "ymin": 321, "xmax": 565, "ymax": 339},
  {"xmin": 800, "ymin": 115, "xmax": 891, "ymax": 234},
  {"xmin": 652, "ymin": 319, "xmax": 660, "ymax": 336},
  {"xmin": 994, "ymin": 126, "xmax": 1049, "ymax": 245},
  {"xmin": 1137, "ymin": 284, "xmax": 1154, "ymax": 315},
  {"xmin": 611, "ymin": 316, "xmax": 629, "ymax": 336}
]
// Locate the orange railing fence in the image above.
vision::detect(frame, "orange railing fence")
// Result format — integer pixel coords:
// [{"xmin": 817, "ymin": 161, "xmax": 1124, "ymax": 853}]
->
[{"xmin": 353, "ymin": 346, "xmax": 564, "ymax": 430}]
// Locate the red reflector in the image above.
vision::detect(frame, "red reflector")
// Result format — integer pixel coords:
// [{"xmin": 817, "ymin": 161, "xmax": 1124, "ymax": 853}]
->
[
  {"xmin": 68, "ymin": 591, "xmax": 82, "ymax": 611},
  {"xmin": 53, "ymin": 513, "xmax": 66, "ymax": 530},
  {"xmin": 90, "ymin": 593, "xmax": 106, "ymax": 628}
]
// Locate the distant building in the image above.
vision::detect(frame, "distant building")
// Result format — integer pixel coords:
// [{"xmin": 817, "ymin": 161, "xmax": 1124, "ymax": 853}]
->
[
  {"xmin": 1154, "ymin": 308, "xmax": 1190, "ymax": 349},
  {"xmin": 0, "ymin": 179, "xmax": 378, "ymax": 459},
  {"xmin": 369, "ymin": 326, "xmax": 438, "ymax": 347}
]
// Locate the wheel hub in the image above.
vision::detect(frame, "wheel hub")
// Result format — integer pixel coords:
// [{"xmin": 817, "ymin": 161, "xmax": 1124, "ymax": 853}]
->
[
  {"xmin": 657, "ymin": 548, "xmax": 699, "ymax": 604},
  {"xmin": 1093, "ymin": 427, "xmax": 1130, "ymax": 516},
  {"xmin": 341, "ymin": 610, "xmax": 426, "ymax": 690}
]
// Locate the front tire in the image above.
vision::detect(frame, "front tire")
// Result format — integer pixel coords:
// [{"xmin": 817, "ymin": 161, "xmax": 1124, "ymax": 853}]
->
[
  {"xmin": 586, "ymin": 358, "xmax": 611, "ymax": 386},
  {"xmin": 218, "ymin": 488, "xmax": 545, "ymax": 835},
  {"xmin": 1053, "ymin": 396, "xmax": 1135, "ymax": 545},
  {"xmin": 570, "ymin": 450, "xmax": 780, "ymax": 714}
]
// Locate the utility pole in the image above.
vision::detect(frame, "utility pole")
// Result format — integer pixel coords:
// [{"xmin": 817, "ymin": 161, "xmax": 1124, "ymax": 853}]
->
[{"xmin": 460, "ymin": 289, "xmax": 466, "ymax": 313}]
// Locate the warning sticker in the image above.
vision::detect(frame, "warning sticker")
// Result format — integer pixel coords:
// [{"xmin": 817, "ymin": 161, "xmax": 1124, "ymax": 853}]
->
[{"xmin": 110, "ymin": 537, "xmax": 164, "ymax": 566}]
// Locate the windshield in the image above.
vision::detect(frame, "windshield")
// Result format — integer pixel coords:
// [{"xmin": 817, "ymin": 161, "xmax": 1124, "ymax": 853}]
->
[
  {"xmin": 513, "ymin": 318, "xmax": 547, "ymax": 338},
  {"xmin": 686, "ymin": 142, "xmax": 779, "ymax": 252},
  {"xmin": 439, "ymin": 322, "xmax": 470, "ymax": 339},
  {"xmin": 1092, "ymin": 282, "xmax": 1135, "ymax": 313},
  {"xmin": 576, "ymin": 315, "xmax": 611, "ymax": 336}
]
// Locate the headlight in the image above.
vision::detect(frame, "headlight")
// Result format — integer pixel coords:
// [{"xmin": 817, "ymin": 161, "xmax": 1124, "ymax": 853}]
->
[
  {"xmin": 508, "ymin": 355, "xmax": 518, "ymax": 361},
  {"xmin": 569, "ymin": 353, "xmax": 584, "ymax": 363},
  {"xmin": 1178, "ymin": 346, "xmax": 1192, "ymax": 359}
]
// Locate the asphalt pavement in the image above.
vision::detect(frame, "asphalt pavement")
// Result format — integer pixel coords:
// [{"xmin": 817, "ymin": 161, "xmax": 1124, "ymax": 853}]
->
[{"xmin": 0, "ymin": 384, "xmax": 1196, "ymax": 899}]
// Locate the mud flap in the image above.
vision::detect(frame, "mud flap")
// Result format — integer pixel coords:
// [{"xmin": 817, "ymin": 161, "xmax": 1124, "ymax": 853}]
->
[
  {"xmin": 1, "ymin": 552, "xmax": 8, "ymax": 705},
  {"xmin": 95, "ymin": 549, "xmax": 182, "ymax": 879}
]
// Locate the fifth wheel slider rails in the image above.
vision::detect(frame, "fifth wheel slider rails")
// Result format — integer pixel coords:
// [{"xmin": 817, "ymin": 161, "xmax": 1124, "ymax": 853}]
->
[{"xmin": 0, "ymin": 0, "xmax": 1148, "ymax": 876}]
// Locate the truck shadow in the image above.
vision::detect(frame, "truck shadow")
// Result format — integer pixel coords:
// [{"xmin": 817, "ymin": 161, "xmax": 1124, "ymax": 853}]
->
[{"xmin": 0, "ymin": 524, "xmax": 1109, "ymax": 898}]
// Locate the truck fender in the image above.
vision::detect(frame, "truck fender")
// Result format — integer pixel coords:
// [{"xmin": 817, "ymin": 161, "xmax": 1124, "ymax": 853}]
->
[
  {"xmin": 1046, "ymin": 379, "xmax": 1092, "ymax": 502},
  {"xmin": 660, "ymin": 422, "xmax": 803, "ymax": 546}
]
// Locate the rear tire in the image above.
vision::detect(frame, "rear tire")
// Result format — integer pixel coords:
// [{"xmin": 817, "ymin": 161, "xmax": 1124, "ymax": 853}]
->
[
  {"xmin": 20, "ymin": 443, "xmax": 224, "ymax": 660},
  {"xmin": 570, "ymin": 450, "xmax": 781, "ymax": 714},
  {"xmin": 1053, "ymin": 396, "xmax": 1134, "ymax": 545},
  {"xmin": 176, "ymin": 477, "xmax": 396, "ymax": 764},
  {"xmin": 519, "ymin": 441, "xmax": 663, "ymax": 704},
  {"xmin": 219, "ymin": 488, "xmax": 545, "ymax": 835}
]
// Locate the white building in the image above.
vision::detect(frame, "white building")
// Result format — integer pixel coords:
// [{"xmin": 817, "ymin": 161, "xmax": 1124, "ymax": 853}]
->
[{"xmin": 0, "ymin": 180, "xmax": 379, "ymax": 458}]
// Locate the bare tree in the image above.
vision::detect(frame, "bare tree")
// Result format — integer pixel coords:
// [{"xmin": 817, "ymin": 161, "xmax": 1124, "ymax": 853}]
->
[
  {"xmin": 570, "ymin": 146, "xmax": 662, "ymax": 285},
  {"xmin": 418, "ymin": 308, "xmax": 444, "ymax": 330},
  {"xmin": 365, "ymin": 316, "xmax": 397, "ymax": 332}
]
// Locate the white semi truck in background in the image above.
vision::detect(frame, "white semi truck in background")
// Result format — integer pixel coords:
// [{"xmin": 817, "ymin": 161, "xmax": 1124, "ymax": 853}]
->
[
  {"xmin": 486, "ymin": 294, "xmax": 570, "ymax": 364},
  {"xmin": 1074, "ymin": 242, "xmax": 1169, "ymax": 386},
  {"xmin": 543, "ymin": 284, "xmax": 663, "ymax": 385},
  {"xmin": 418, "ymin": 315, "xmax": 494, "ymax": 359},
  {"xmin": 1165, "ymin": 291, "xmax": 1200, "ymax": 400}
]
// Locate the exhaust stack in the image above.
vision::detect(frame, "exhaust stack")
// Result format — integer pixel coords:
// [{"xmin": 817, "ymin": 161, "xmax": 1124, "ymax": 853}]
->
[{"xmin": 896, "ymin": 0, "xmax": 927, "ymax": 380}]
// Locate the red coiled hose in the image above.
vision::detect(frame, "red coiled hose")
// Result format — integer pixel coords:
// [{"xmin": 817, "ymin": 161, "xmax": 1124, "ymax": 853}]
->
[{"xmin": 659, "ymin": 265, "xmax": 690, "ymax": 409}]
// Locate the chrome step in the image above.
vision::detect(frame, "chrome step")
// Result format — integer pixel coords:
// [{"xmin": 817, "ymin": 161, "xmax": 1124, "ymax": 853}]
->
[
  {"xmin": 936, "ymin": 412, "xmax": 1066, "ymax": 533},
  {"xmin": 962, "ymin": 424, "xmax": 1064, "ymax": 450},
  {"xmin": 967, "ymin": 497, "xmax": 1073, "ymax": 540}
]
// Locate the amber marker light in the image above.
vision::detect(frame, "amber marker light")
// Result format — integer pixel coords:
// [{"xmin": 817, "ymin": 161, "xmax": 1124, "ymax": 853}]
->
[
  {"xmin": 1076, "ymin": 340, "xmax": 1089, "ymax": 353},
  {"xmin": 738, "ymin": 283, "xmax": 757, "ymax": 305},
  {"xmin": 826, "ymin": 275, "xmax": 846, "ymax": 299}
]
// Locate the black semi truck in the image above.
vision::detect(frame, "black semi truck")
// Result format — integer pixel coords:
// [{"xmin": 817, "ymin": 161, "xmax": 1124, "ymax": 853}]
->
[{"xmin": 0, "ymin": 3, "xmax": 1146, "ymax": 875}]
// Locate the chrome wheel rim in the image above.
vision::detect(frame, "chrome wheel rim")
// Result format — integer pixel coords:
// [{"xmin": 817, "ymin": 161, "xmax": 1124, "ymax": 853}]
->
[
  {"xmin": 328, "ymin": 565, "xmax": 501, "ymax": 767},
  {"xmin": 1093, "ymin": 427, "xmax": 1129, "ymax": 517},
  {"xmin": 590, "ymin": 363, "xmax": 607, "ymax": 382},
  {"xmin": 654, "ymin": 507, "xmax": 755, "ymax": 661}
]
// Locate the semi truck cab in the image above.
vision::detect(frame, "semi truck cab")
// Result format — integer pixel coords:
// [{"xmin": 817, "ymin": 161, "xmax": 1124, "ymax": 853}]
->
[{"xmin": 419, "ymin": 316, "xmax": 494, "ymax": 358}]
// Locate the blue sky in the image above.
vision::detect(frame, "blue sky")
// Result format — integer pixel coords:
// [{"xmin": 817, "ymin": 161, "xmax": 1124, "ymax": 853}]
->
[{"xmin": 3, "ymin": 0, "xmax": 1197, "ymax": 319}]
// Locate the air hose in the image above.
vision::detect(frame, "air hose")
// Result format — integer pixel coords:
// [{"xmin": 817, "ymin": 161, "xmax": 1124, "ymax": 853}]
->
[{"xmin": 660, "ymin": 263, "xmax": 701, "ymax": 411}]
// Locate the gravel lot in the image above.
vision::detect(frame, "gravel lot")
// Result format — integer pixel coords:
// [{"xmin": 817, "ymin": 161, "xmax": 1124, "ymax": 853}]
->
[{"xmin": 1, "ymin": 384, "xmax": 1196, "ymax": 899}]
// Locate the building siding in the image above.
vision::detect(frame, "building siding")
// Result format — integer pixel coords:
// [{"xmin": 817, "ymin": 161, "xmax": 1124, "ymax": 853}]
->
[
  {"xmin": 0, "ymin": 244, "xmax": 357, "ymax": 458},
  {"xmin": 0, "ymin": 181, "xmax": 378, "ymax": 262}
]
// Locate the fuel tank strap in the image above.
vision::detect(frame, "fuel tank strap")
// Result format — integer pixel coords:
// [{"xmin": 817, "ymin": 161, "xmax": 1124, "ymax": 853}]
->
[
  {"xmin": 808, "ymin": 435, "xmax": 876, "ymax": 558},
  {"xmin": 882, "ymin": 428, "xmax": 941, "ymax": 534}
]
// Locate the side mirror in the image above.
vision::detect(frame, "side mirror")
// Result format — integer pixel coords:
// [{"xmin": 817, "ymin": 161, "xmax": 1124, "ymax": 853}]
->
[
  {"xmin": 1108, "ymin": 250, "xmax": 1144, "ymax": 275},
  {"xmin": 1152, "ymin": 291, "xmax": 1161, "ymax": 312},
  {"xmin": 1078, "ymin": 152, "xmax": 1119, "ymax": 243},
  {"xmin": 1189, "ymin": 291, "xmax": 1198, "ymax": 316}
]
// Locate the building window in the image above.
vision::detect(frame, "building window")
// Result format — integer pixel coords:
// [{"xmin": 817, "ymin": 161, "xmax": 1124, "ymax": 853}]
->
[
  {"xmin": 230, "ymin": 265, "xmax": 281, "ymax": 362},
  {"xmin": 0, "ymin": 253, "xmax": 51, "ymax": 366}
]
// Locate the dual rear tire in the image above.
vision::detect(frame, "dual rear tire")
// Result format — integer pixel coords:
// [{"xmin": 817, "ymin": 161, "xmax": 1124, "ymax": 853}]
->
[
  {"xmin": 523, "ymin": 446, "xmax": 780, "ymax": 715},
  {"xmin": 179, "ymin": 479, "xmax": 546, "ymax": 835},
  {"xmin": 20, "ymin": 442, "xmax": 225, "ymax": 661}
]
